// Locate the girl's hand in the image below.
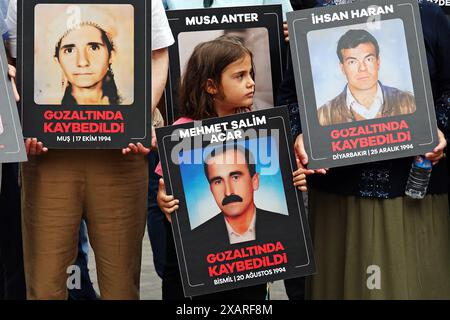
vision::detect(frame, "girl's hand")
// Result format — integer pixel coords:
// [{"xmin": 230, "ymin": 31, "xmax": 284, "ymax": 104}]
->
[
  {"xmin": 425, "ymin": 129, "xmax": 447, "ymax": 165},
  {"xmin": 293, "ymin": 159, "xmax": 307, "ymax": 192},
  {"xmin": 157, "ymin": 178, "xmax": 179, "ymax": 223},
  {"xmin": 25, "ymin": 138, "xmax": 48, "ymax": 156},
  {"xmin": 122, "ymin": 142, "xmax": 150, "ymax": 156}
]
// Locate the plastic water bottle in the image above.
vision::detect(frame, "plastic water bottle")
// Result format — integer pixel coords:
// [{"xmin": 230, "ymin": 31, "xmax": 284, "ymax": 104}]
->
[{"xmin": 405, "ymin": 155, "xmax": 432, "ymax": 199}]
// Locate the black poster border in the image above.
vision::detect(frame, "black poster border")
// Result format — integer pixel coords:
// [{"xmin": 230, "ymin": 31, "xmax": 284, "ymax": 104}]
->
[
  {"xmin": 156, "ymin": 107, "xmax": 315, "ymax": 297},
  {"xmin": 288, "ymin": 0, "xmax": 438, "ymax": 169},
  {"xmin": 18, "ymin": 0, "xmax": 151, "ymax": 149},
  {"xmin": 164, "ymin": 5, "xmax": 286, "ymax": 125}
]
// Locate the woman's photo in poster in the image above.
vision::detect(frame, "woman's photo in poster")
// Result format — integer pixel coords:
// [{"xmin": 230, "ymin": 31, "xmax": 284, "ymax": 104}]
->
[
  {"xmin": 307, "ymin": 19, "xmax": 416, "ymax": 126},
  {"xmin": 34, "ymin": 4, "xmax": 134, "ymax": 105},
  {"xmin": 178, "ymin": 28, "xmax": 274, "ymax": 111}
]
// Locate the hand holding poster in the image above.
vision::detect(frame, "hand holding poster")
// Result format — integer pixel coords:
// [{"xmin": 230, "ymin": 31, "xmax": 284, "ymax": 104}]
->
[
  {"xmin": 156, "ymin": 107, "xmax": 315, "ymax": 297},
  {"xmin": 288, "ymin": 0, "xmax": 439, "ymax": 169},
  {"xmin": 0, "ymin": 42, "xmax": 26, "ymax": 163},
  {"xmin": 18, "ymin": 0, "xmax": 151, "ymax": 148}
]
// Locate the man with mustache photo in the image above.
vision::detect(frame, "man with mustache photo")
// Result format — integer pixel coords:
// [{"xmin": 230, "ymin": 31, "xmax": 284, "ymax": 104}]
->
[
  {"xmin": 192, "ymin": 144, "xmax": 290, "ymax": 246},
  {"xmin": 164, "ymin": 141, "xmax": 311, "ymax": 298},
  {"xmin": 317, "ymin": 29, "xmax": 416, "ymax": 126}
]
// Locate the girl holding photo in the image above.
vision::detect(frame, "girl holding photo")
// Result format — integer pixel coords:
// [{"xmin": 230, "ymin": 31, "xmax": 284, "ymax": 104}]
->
[{"xmin": 156, "ymin": 34, "xmax": 307, "ymax": 300}]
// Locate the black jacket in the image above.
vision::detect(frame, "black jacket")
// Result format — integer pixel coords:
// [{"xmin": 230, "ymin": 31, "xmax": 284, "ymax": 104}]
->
[{"xmin": 192, "ymin": 207, "xmax": 291, "ymax": 247}]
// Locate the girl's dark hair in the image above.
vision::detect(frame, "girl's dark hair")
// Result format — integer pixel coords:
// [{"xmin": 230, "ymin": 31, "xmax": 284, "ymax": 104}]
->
[
  {"xmin": 179, "ymin": 34, "xmax": 255, "ymax": 120},
  {"xmin": 54, "ymin": 24, "xmax": 121, "ymax": 105}
]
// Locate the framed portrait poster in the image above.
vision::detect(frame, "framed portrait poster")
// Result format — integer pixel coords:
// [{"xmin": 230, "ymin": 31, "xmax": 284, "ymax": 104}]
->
[
  {"xmin": 288, "ymin": 0, "xmax": 439, "ymax": 169},
  {"xmin": 156, "ymin": 107, "xmax": 315, "ymax": 297},
  {"xmin": 164, "ymin": 5, "xmax": 286, "ymax": 125},
  {"xmin": 18, "ymin": 0, "xmax": 151, "ymax": 148}
]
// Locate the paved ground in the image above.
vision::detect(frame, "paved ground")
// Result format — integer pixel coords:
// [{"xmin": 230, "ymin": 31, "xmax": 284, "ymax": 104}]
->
[{"xmin": 88, "ymin": 228, "xmax": 288, "ymax": 300}]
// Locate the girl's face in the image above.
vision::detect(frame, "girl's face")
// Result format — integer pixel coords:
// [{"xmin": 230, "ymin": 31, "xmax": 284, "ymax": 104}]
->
[
  {"xmin": 212, "ymin": 54, "xmax": 255, "ymax": 116},
  {"xmin": 58, "ymin": 25, "xmax": 111, "ymax": 90}
]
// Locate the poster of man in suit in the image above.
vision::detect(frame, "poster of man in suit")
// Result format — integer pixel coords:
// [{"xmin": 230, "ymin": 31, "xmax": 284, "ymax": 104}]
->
[{"xmin": 156, "ymin": 107, "xmax": 315, "ymax": 297}]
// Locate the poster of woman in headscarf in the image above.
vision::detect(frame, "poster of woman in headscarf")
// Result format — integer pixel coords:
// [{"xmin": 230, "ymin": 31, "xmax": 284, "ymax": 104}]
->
[{"xmin": 19, "ymin": 0, "xmax": 151, "ymax": 148}]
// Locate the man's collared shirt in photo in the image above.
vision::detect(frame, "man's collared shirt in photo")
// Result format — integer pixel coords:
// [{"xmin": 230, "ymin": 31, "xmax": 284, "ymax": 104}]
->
[
  {"xmin": 224, "ymin": 208, "xmax": 256, "ymax": 244},
  {"xmin": 346, "ymin": 83, "xmax": 384, "ymax": 120}
]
